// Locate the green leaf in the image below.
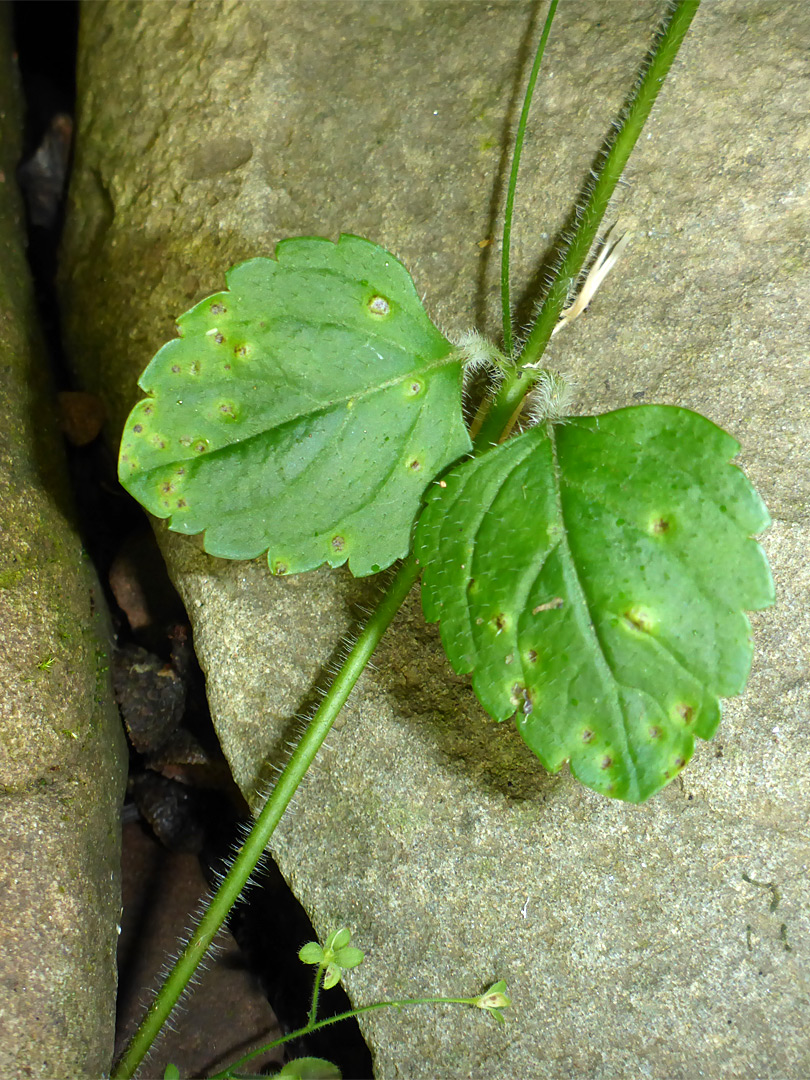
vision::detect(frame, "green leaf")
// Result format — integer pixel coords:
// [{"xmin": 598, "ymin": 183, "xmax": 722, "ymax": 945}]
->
[
  {"xmin": 333, "ymin": 945, "xmax": 364, "ymax": 970},
  {"xmin": 416, "ymin": 405, "xmax": 774, "ymax": 802},
  {"xmin": 325, "ymin": 927, "xmax": 351, "ymax": 951},
  {"xmin": 163, "ymin": 1067, "xmax": 181, "ymax": 1080},
  {"xmin": 118, "ymin": 235, "xmax": 470, "ymax": 577},
  {"xmin": 298, "ymin": 942, "xmax": 324, "ymax": 966},
  {"xmin": 273, "ymin": 1058, "xmax": 342, "ymax": 1080}
]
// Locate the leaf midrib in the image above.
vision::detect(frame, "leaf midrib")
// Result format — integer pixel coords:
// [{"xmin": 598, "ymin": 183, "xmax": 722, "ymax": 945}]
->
[
  {"xmin": 548, "ymin": 422, "xmax": 638, "ymax": 774},
  {"xmin": 146, "ymin": 348, "xmax": 463, "ymax": 473},
  {"xmin": 210, "ymin": 387, "xmax": 427, "ymax": 536}
]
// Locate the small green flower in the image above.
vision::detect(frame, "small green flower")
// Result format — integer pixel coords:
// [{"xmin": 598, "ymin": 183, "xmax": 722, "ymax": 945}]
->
[
  {"xmin": 474, "ymin": 980, "xmax": 511, "ymax": 1023},
  {"xmin": 298, "ymin": 928, "xmax": 365, "ymax": 990}
]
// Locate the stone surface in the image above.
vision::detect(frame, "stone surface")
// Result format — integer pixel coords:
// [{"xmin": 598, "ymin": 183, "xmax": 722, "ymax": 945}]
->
[
  {"xmin": 60, "ymin": 2, "xmax": 808, "ymax": 1077},
  {"xmin": 0, "ymin": 12, "xmax": 128, "ymax": 1079}
]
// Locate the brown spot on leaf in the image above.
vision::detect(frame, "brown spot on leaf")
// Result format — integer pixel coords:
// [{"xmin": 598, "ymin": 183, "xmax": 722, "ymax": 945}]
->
[
  {"xmin": 623, "ymin": 607, "xmax": 653, "ymax": 633},
  {"xmin": 331, "ymin": 535, "xmax": 345, "ymax": 552},
  {"xmin": 511, "ymin": 683, "xmax": 533, "ymax": 716},
  {"xmin": 532, "ymin": 597, "xmax": 564, "ymax": 614},
  {"xmin": 367, "ymin": 294, "xmax": 391, "ymax": 316},
  {"xmin": 676, "ymin": 703, "xmax": 695, "ymax": 724}
]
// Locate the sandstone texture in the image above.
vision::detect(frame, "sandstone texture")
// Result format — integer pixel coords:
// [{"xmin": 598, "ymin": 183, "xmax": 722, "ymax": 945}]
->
[{"xmin": 0, "ymin": 11, "xmax": 127, "ymax": 1078}]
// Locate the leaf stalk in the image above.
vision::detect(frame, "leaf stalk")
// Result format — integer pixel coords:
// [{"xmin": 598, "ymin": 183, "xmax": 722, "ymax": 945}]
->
[
  {"xmin": 478, "ymin": 0, "xmax": 700, "ymax": 450},
  {"xmin": 501, "ymin": 0, "xmax": 559, "ymax": 356},
  {"xmin": 210, "ymin": 991, "xmax": 501, "ymax": 1080}
]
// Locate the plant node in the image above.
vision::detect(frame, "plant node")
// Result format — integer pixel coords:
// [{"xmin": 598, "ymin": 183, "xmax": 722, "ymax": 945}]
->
[
  {"xmin": 523, "ymin": 370, "xmax": 574, "ymax": 423},
  {"xmin": 454, "ymin": 330, "xmax": 512, "ymax": 389}
]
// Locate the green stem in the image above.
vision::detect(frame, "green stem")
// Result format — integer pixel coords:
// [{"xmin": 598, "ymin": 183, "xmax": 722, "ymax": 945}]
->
[
  {"xmin": 478, "ymin": 0, "xmax": 700, "ymax": 450},
  {"xmin": 501, "ymin": 0, "xmax": 559, "ymax": 356},
  {"xmin": 111, "ymin": 556, "xmax": 422, "ymax": 1080},
  {"xmin": 212, "ymin": 995, "xmax": 485, "ymax": 1079},
  {"xmin": 307, "ymin": 965, "xmax": 325, "ymax": 1027}
]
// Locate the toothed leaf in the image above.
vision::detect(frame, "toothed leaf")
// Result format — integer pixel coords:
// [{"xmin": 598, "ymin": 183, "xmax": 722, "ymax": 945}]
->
[
  {"xmin": 416, "ymin": 405, "xmax": 774, "ymax": 802},
  {"xmin": 273, "ymin": 1059, "xmax": 342, "ymax": 1080},
  {"xmin": 118, "ymin": 234, "xmax": 470, "ymax": 576}
]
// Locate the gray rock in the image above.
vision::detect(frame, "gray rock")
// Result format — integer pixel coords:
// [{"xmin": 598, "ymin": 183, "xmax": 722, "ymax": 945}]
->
[
  {"xmin": 0, "ymin": 11, "xmax": 128, "ymax": 1080},
  {"xmin": 60, "ymin": 2, "xmax": 808, "ymax": 1077}
]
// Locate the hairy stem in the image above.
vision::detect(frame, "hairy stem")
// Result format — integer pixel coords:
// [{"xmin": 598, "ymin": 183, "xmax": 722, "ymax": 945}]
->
[
  {"xmin": 307, "ymin": 965, "xmax": 325, "ymax": 1027},
  {"xmin": 111, "ymin": 556, "xmax": 422, "ymax": 1079},
  {"xmin": 212, "ymin": 994, "xmax": 489, "ymax": 1079},
  {"xmin": 478, "ymin": 0, "xmax": 700, "ymax": 450},
  {"xmin": 501, "ymin": 0, "xmax": 559, "ymax": 356}
]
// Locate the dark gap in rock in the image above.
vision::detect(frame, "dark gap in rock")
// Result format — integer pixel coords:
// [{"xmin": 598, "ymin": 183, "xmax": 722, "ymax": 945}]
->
[
  {"xmin": 10, "ymin": 5, "xmax": 372, "ymax": 1075},
  {"xmin": 12, "ymin": 0, "xmax": 77, "ymax": 373}
]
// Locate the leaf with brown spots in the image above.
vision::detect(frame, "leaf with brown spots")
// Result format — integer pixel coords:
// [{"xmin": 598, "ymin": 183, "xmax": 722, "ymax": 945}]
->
[
  {"xmin": 118, "ymin": 235, "xmax": 470, "ymax": 576},
  {"xmin": 416, "ymin": 405, "xmax": 774, "ymax": 802}
]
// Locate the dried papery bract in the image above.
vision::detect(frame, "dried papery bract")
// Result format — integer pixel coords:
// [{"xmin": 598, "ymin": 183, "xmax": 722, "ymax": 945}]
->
[{"xmin": 552, "ymin": 223, "xmax": 632, "ymax": 337}]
